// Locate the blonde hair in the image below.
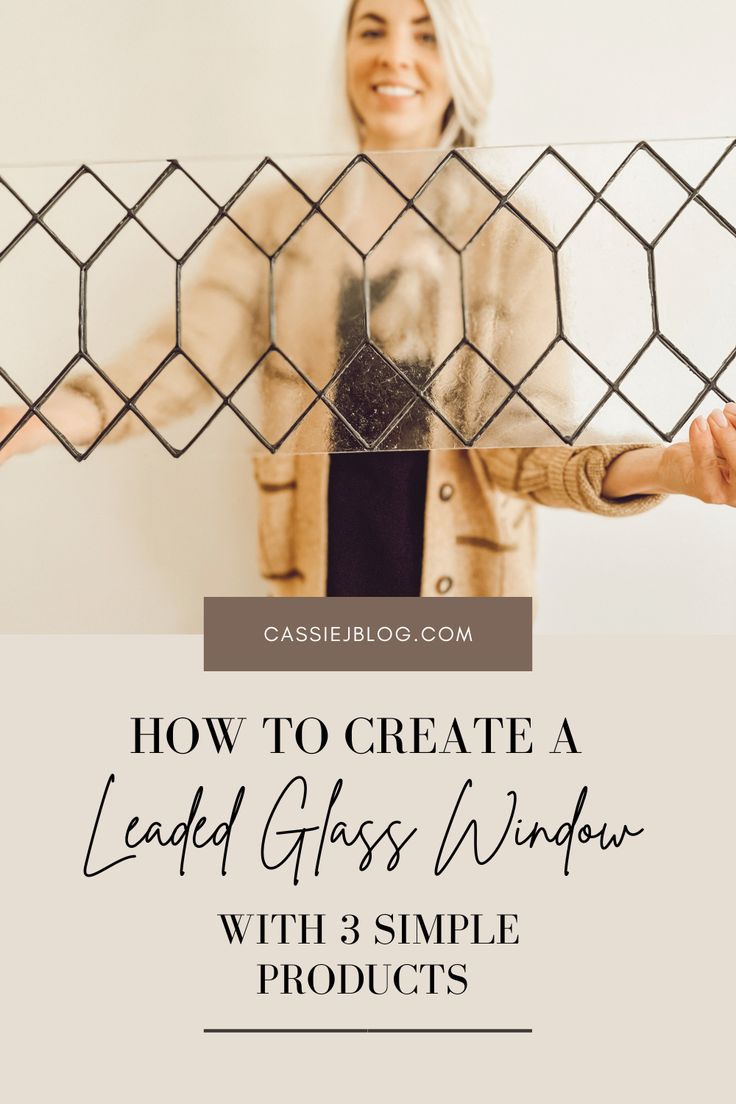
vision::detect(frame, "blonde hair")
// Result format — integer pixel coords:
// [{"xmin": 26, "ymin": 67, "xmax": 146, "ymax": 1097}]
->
[{"xmin": 345, "ymin": 0, "xmax": 493, "ymax": 148}]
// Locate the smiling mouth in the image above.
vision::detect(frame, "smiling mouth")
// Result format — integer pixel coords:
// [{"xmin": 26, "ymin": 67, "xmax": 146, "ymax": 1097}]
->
[{"xmin": 372, "ymin": 84, "xmax": 420, "ymax": 99}]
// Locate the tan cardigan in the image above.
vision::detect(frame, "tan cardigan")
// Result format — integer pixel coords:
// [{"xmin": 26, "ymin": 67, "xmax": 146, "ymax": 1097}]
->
[
  {"xmin": 69, "ymin": 160, "xmax": 664, "ymax": 596},
  {"xmin": 253, "ymin": 445, "xmax": 662, "ymax": 597}
]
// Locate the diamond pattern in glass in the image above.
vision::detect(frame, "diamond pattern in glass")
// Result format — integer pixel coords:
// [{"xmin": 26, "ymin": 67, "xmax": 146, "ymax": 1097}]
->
[
  {"xmin": 1, "ymin": 139, "xmax": 735, "ymax": 460},
  {"xmin": 231, "ymin": 351, "xmax": 316, "ymax": 447},
  {"xmin": 43, "ymin": 172, "xmax": 127, "ymax": 262},
  {"xmin": 521, "ymin": 342, "xmax": 609, "ymax": 438},
  {"xmin": 603, "ymin": 149, "xmax": 689, "ymax": 241},
  {"xmin": 320, "ymin": 160, "xmax": 406, "ymax": 254},
  {"xmin": 136, "ymin": 168, "xmax": 219, "ymax": 258},
  {"xmin": 619, "ymin": 339, "xmax": 706, "ymax": 435},
  {"xmin": 429, "ymin": 345, "xmax": 510, "ymax": 441},
  {"xmin": 510, "ymin": 152, "xmax": 593, "ymax": 244},
  {"xmin": 414, "ymin": 155, "xmax": 499, "ymax": 249},
  {"xmin": 228, "ymin": 162, "xmax": 311, "ymax": 255},
  {"xmin": 326, "ymin": 346, "xmax": 416, "ymax": 447}
]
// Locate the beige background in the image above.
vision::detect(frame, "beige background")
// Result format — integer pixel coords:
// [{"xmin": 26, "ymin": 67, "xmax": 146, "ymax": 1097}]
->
[
  {"xmin": 1, "ymin": 0, "xmax": 735, "ymax": 633},
  {"xmin": 1, "ymin": 632, "xmax": 732, "ymax": 1100}
]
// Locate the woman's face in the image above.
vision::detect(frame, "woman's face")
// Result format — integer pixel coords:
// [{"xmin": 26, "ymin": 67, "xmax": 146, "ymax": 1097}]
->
[{"xmin": 347, "ymin": 0, "xmax": 452, "ymax": 151}]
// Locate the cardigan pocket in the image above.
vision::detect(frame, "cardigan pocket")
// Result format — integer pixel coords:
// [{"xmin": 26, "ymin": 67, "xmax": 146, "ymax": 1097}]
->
[{"xmin": 253, "ymin": 456, "xmax": 301, "ymax": 583}]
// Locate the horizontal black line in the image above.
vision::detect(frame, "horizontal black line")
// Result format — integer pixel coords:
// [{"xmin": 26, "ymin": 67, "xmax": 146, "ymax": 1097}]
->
[{"xmin": 203, "ymin": 1027, "xmax": 532, "ymax": 1034}]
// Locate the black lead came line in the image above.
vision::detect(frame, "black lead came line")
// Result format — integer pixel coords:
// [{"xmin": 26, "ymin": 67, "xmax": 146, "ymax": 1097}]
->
[{"xmin": 203, "ymin": 1027, "xmax": 533, "ymax": 1034}]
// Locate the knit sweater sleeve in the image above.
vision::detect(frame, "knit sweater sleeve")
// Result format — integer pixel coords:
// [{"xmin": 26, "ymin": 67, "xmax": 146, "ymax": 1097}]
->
[{"xmin": 474, "ymin": 444, "xmax": 667, "ymax": 517}]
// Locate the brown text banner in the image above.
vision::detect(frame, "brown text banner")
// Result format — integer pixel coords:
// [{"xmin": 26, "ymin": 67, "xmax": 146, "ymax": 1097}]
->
[{"xmin": 203, "ymin": 596, "xmax": 532, "ymax": 672}]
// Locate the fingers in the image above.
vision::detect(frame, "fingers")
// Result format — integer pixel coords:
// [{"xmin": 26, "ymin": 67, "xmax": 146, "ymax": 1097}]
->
[
  {"xmin": 708, "ymin": 406, "xmax": 736, "ymax": 471},
  {"xmin": 689, "ymin": 415, "xmax": 726, "ymax": 502},
  {"xmin": 702, "ymin": 404, "xmax": 736, "ymax": 505}
]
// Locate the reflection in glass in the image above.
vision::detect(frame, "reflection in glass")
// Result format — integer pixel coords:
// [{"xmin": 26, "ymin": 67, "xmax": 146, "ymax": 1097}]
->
[
  {"xmin": 367, "ymin": 208, "xmax": 463, "ymax": 373},
  {"xmin": 321, "ymin": 160, "xmax": 406, "ymax": 254},
  {"xmin": 135, "ymin": 353, "xmax": 222, "ymax": 452},
  {"xmin": 414, "ymin": 155, "xmax": 499, "ymax": 249},
  {"xmin": 429, "ymin": 345, "xmax": 510, "ymax": 442},
  {"xmin": 464, "ymin": 206, "xmax": 557, "ymax": 385}
]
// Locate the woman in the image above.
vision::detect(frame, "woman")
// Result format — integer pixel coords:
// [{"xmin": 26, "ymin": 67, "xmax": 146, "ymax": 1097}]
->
[{"xmin": 1, "ymin": 0, "xmax": 734, "ymax": 601}]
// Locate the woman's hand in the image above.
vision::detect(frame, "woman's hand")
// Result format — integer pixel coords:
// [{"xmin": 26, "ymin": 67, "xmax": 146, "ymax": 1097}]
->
[
  {"xmin": 602, "ymin": 403, "xmax": 736, "ymax": 505},
  {"xmin": 0, "ymin": 407, "xmax": 46, "ymax": 462},
  {"xmin": 0, "ymin": 392, "xmax": 102, "ymax": 463}
]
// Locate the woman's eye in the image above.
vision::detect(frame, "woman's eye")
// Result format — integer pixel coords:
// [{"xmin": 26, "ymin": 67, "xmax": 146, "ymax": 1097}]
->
[
  {"xmin": 418, "ymin": 32, "xmax": 437, "ymax": 44},
  {"xmin": 360, "ymin": 29, "xmax": 384, "ymax": 40}
]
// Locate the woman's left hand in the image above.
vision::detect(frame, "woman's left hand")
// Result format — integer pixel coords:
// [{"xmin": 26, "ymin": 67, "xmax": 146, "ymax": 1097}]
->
[{"xmin": 602, "ymin": 402, "xmax": 736, "ymax": 505}]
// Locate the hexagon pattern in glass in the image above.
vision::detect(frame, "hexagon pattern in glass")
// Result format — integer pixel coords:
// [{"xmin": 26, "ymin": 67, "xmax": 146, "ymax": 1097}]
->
[{"xmin": 0, "ymin": 139, "xmax": 734, "ymax": 460}]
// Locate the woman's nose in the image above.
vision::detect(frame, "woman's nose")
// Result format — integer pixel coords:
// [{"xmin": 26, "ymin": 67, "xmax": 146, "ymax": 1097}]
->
[{"xmin": 375, "ymin": 32, "xmax": 415, "ymax": 71}]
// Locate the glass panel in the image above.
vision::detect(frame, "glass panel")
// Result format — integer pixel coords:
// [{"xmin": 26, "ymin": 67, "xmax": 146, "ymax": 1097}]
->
[
  {"xmin": 464, "ymin": 206, "xmax": 557, "ymax": 384},
  {"xmin": 0, "ymin": 164, "xmax": 79, "ymax": 213},
  {"xmin": 177, "ymin": 158, "xmax": 263, "ymax": 206},
  {"xmin": 558, "ymin": 142, "xmax": 635, "ymax": 192},
  {"xmin": 227, "ymin": 162, "xmax": 311, "ymax": 256},
  {"xmin": 321, "ymin": 159, "xmax": 406, "ymax": 254},
  {"xmin": 180, "ymin": 217, "xmax": 270, "ymax": 391},
  {"xmin": 93, "ymin": 160, "xmax": 171, "ymax": 207},
  {"xmin": 2, "ymin": 137, "xmax": 735, "ymax": 461},
  {"xmin": 603, "ymin": 149, "xmax": 689, "ymax": 242},
  {"xmin": 619, "ymin": 339, "xmax": 706, "ymax": 436},
  {"xmin": 559, "ymin": 202, "xmax": 653, "ymax": 381},
  {"xmin": 717, "ymin": 360, "xmax": 736, "ymax": 401},
  {"xmin": 462, "ymin": 145, "xmax": 544, "ymax": 194},
  {"xmin": 520, "ymin": 341, "xmax": 609, "ymax": 440},
  {"xmin": 40, "ymin": 357, "xmax": 125, "ymax": 452},
  {"xmin": 428, "ymin": 345, "xmax": 510, "ymax": 443},
  {"xmin": 280, "ymin": 155, "xmax": 353, "ymax": 203},
  {"xmin": 135, "ymin": 167, "xmax": 219, "ymax": 259},
  {"xmin": 274, "ymin": 210, "xmax": 364, "ymax": 388},
  {"xmin": 42, "ymin": 171, "xmax": 127, "ymax": 262},
  {"xmin": 574, "ymin": 392, "xmax": 662, "ymax": 446},
  {"xmin": 271, "ymin": 400, "xmax": 342, "ymax": 454},
  {"xmin": 0, "ymin": 224, "xmax": 79, "ymax": 394},
  {"xmin": 369, "ymin": 149, "xmax": 445, "ymax": 199},
  {"xmin": 324, "ymin": 345, "xmax": 416, "ymax": 449},
  {"xmin": 649, "ymin": 138, "xmax": 731, "ymax": 190},
  {"xmin": 0, "ymin": 373, "xmax": 29, "ymax": 444},
  {"xmin": 367, "ymin": 208, "xmax": 463, "ymax": 373},
  {"xmin": 699, "ymin": 146, "xmax": 736, "ymax": 227},
  {"xmin": 135, "ymin": 353, "xmax": 222, "ymax": 453},
  {"xmin": 230, "ymin": 350, "xmax": 317, "ymax": 449},
  {"xmin": 0, "ymin": 180, "xmax": 32, "ymax": 252},
  {"xmin": 475, "ymin": 395, "xmax": 565, "ymax": 447},
  {"xmin": 380, "ymin": 401, "xmax": 466, "ymax": 452},
  {"xmin": 655, "ymin": 201, "xmax": 736, "ymax": 377},
  {"xmin": 414, "ymin": 154, "xmax": 499, "ymax": 249},
  {"xmin": 85, "ymin": 219, "xmax": 176, "ymax": 393},
  {"xmin": 509, "ymin": 151, "xmax": 594, "ymax": 244}
]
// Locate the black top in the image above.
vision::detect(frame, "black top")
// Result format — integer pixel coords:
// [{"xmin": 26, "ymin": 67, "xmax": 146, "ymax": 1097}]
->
[
  {"xmin": 326, "ymin": 274, "xmax": 430, "ymax": 597},
  {"xmin": 327, "ymin": 449, "xmax": 429, "ymax": 596}
]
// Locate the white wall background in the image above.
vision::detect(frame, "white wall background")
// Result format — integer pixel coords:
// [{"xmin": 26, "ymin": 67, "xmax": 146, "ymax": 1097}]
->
[{"xmin": 0, "ymin": 0, "xmax": 734, "ymax": 632}]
